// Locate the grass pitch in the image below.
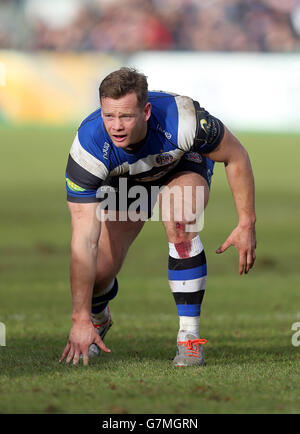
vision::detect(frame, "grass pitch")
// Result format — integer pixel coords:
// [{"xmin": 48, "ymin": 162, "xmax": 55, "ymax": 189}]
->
[{"xmin": 0, "ymin": 125, "xmax": 300, "ymax": 414}]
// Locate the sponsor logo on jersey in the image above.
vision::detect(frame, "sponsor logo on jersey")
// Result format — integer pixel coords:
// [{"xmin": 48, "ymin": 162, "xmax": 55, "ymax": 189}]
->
[
  {"xmin": 134, "ymin": 168, "xmax": 170, "ymax": 182},
  {"xmin": 184, "ymin": 152, "xmax": 203, "ymax": 164},
  {"xmin": 134, "ymin": 159, "xmax": 179, "ymax": 182},
  {"xmin": 66, "ymin": 177, "xmax": 86, "ymax": 192},
  {"xmin": 200, "ymin": 119, "xmax": 208, "ymax": 134},
  {"xmin": 156, "ymin": 153, "xmax": 174, "ymax": 166},
  {"xmin": 103, "ymin": 141, "xmax": 110, "ymax": 160},
  {"xmin": 157, "ymin": 123, "xmax": 172, "ymax": 140}
]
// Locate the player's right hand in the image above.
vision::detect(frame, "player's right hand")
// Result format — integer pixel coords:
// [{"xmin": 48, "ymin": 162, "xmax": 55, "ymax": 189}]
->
[{"xmin": 59, "ymin": 319, "xmax": 111, "ymax": 366}]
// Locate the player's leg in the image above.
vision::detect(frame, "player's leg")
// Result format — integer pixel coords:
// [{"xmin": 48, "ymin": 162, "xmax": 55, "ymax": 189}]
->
[
  {"xmin": 89, "ymin": 215, "xmax": 144, "ymax": 356},
  {"xmin": 159, "ymin": 171, "xmax": 209, "ymax": 366},
  {"xmin": 92, "ymin": 215, "xmax": 144, "ymax": 319},
  {"xmin": 90, "ymin": 174, "xmax": 148, "ymax": 333}
]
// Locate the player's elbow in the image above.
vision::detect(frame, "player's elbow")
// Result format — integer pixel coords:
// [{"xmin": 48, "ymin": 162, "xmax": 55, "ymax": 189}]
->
[
  {"xmin": 205, "ymin": 126, "xmax": 247, "ymax": 165},
  {"xmin": 224, "ymin": 139, "xmax": 250, "ymax": 168},
  {"xmin": 238, "ymin": 143, "xmax": 252, "ymax": 168},
  {"xmin": 71, "ymin": 231, "xmax": 100, "ymax": 258},
  {"xmin": 85, "ymin": 237, "xmax": 99, "ymax": 252}
]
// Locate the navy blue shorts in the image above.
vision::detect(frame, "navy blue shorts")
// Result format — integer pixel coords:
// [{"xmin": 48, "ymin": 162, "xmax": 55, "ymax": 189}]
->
[{"xmin": 99, "ymin": 152, "xmax": 214, "ymax": 219}]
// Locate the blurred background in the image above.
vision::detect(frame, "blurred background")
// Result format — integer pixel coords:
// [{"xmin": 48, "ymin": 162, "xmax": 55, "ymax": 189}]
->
[
  {"xmin": 1, "ymin": 0, "xmax": 300, "ymax": 52},
  {"xmin": 1, "ymin": 0, "xmax": 300, "ymax": 129},
  {"xmin": 1, "ymin": 0, "xmax": 300, "ymax": 414}
]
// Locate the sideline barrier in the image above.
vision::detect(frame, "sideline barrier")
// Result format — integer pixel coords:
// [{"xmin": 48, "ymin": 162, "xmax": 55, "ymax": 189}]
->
[
  {"xmin": 0, "ymin": 51, "xmax": 299, "ymax": 131},
  {"xmin": 128, "ymin": 52, "xmax": 300, "ymax": 133}
]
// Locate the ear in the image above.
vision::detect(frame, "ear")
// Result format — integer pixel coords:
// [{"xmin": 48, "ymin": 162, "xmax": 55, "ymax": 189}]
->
[{"xmin": 144, "ymin": 102, "xmax": 152, "ymax": 121}]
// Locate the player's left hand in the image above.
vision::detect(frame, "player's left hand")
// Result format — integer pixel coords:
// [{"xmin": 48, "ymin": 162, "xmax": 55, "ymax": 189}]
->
[
  {"xmin": 59, "ymin": 320, "xmax": 111, "ymax": 366},
  {"xmin": 216, "ymin": 223, "xmax": 256, "ymax": 275}
]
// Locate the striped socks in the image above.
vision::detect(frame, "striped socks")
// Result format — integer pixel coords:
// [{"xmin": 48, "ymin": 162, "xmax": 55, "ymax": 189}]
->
[
  {"xmin": 91, "ymin": 278, "xmax": 118, "ymax": 325},
  {"xmin": 168, "ymin": 235, "xmax": 207, "ymax": 339}
]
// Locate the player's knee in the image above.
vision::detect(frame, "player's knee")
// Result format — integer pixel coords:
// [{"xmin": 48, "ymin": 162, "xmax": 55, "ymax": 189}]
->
[
  {"xmin": 164, "ymin": 220, "xmax": 197, "ymax": 243},
  {"xmin": 174, "ymin": 223, "xmax": 189, "ymax": 243},
  {"xmin": 94, "ymin": 273, "xmax": 116, "ymax": 294},
  {"xmin": 94, "ymin": 258, "xmax": 120, "ymax": 292}
]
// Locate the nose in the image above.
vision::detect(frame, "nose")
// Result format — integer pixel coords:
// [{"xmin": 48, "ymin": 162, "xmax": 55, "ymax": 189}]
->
[{"xmin": 112, "ymin": 117, "xmax": 124, "ymax": 131}]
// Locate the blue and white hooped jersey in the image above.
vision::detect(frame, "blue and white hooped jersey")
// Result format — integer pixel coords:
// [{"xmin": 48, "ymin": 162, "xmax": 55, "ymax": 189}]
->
[{"xmin": 65, "ymin": 91, "xmax": 224, "ymax": 202}]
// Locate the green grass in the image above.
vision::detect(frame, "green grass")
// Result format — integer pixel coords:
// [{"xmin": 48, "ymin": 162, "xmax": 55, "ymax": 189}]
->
[{"xmin": 0, "ymin": 126, "xmax": 300, "ymax": 414}]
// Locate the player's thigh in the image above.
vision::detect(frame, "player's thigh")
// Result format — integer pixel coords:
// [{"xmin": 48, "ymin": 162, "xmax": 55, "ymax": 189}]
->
[
  {"xmin": 159, "ymin": 171, "xmax": 209, "ymax": 242},
  {"xmin": 96, "ymin": 214, "xmax": 144, "ymax": 278}
]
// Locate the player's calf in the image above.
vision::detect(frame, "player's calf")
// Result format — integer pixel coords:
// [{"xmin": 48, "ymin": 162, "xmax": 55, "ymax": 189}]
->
[
  {"xmin": 88, "ymin": 278, "xmax": 118, "ymax": 357},
  {"xmin": 167, "ymin": 232, "xmax": 208, "ymax": 366}
]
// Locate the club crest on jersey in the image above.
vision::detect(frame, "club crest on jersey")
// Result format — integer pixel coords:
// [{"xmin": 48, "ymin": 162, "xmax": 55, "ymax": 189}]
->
[
  {"xmin": 184, "ymin": 152, "xmax": 203, "ymax": 164},
  {"xmin": 156, "ymin": 153, "xmax": 174, "ymax": 166}
]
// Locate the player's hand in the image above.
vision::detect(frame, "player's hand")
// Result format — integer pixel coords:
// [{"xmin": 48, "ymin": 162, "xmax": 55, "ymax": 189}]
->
[
  {"xmin": 59, "ymin": 319, "xmax": 111, "ymax": 366},
  {"xmin": 216, "ymin": 223, "xmax": 256, "ymax": 275}
]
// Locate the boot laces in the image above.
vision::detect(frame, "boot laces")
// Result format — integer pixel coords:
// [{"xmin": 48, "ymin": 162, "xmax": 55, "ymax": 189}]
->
[{"xmin": 177, "ymin": 338, "xmax": 207, "ymax": 358}]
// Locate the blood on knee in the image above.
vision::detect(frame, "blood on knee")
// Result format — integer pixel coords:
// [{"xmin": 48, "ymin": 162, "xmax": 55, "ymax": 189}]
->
[
  {"xmin": 176, "ymin": 222, "xmax": 184, "ymax": 231},
  {"xmin": 174, "ymin": 239, "xmax": 192, "ymax": 258}
]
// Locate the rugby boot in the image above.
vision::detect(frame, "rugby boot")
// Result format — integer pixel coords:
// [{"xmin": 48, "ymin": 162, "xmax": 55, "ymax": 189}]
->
[
  {"xmin": 173, "ymin": 332, "xmax": 207, "ymax": 367},
  {"xmin": 89, "ymin": 307, "xmax": 113, "ymax": 358}
]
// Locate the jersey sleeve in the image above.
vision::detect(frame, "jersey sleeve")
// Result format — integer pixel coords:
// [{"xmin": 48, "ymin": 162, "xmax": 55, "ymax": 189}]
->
[
  {"xmin": 192, "ymin": 101, "xmax": 225, "ymax": 154},
  {"xmin": 172, "ymin": 95, "xmax": 224, "ymax": 154},
  {"xmin": 65, "ymin": 132, "xmax": 109, "ymax": 203}
]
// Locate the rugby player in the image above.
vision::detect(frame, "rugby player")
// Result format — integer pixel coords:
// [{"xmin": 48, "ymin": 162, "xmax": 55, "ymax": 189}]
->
[{"xmin": 59, "ymin": 67, "xmax": 256, "ymax": 367}]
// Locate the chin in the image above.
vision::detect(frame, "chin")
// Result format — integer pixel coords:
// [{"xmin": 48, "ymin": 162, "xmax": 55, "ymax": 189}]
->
[{"xmin": 113, "ymin": 141, "xmax": 129, "ymax": 149}]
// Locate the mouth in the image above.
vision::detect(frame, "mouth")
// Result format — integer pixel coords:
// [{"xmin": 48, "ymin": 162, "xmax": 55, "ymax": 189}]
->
[{"xmin": 112, "ymin": 134, "xmax": 127, "ymax": 143}]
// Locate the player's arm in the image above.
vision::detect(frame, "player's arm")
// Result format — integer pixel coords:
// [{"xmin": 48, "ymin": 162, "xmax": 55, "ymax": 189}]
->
[
  {"xmin": 59, "ymin": 201, "xmax": 111, "ymax": 366},
  {"xmin": 204, "ymin": 126, "xmax": 256, "ymax": 275},
  {"xmin": 69, "ymin": 201, "xmax": 100, "ymax": 322},
  {"xmin": 60, "ymin": 125, "xmax": 112, "ymax": 365}
]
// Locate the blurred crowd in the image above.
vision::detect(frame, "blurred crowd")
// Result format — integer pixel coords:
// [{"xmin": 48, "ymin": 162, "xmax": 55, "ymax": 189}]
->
[{"xmin": 0, "ymin": 0, "xmax": 300, "ymax": 52}]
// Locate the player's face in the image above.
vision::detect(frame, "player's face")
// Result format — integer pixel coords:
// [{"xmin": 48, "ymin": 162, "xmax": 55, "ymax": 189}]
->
[{"xmin": 101, "ymin": 92, "xmax": 151, "ymax": 150}]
